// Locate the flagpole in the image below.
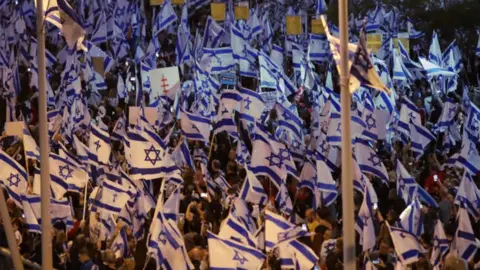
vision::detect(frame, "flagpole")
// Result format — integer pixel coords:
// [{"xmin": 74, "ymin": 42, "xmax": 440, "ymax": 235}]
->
[
  {"xmin": 0, "ymin": 188, "xmax": 24, "ymax": 270},
  {"xmin": 36, "ymin": 0, "xmax": 53, "ymax": 269},
  {"xmin": 338, "ymin": 0, "xmax": 356, "ymax": 269}
]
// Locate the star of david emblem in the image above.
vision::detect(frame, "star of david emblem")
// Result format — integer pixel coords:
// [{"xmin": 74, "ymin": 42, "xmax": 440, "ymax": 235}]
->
[
  {"xmin": 291, "ymin": 139, "xmax": 300, "ymax": 149},
  {"xmin": 448, "ymin": 107, "xmax": 456, "ymax": 118},
  {"xmin": 7, "ymin": 173, "xmax": 21, "ymax": 188},
  {"xmin": 468, "ymin": 143, "xmax": 476, "ymax": 155},
  {"xmin": 94, "ymin": 140, "xmax": 102, "ymax": 151},
  {"xmin": 158, "ymin": 231, "xmax": 167, "ymax": 245},
  {"xmin": 221, "ymin": 107, "xmax": 229, "ymax": 116},
  {"xmin": 201, "ymin": 79, "xmax": 209, "ymax": 90},
  {"xmin": 266, "ymin": 152, "xmax": 283, "ymax": 168},
  {"xmin": 368, "ymin": 153, "xmax": 381, "ymax": 167},
  {"xmin": 279, "ymin": 148, "xmax": 291, "ymax": 163},
  {"xmin": 278, "ymin": 95, "xmax": 286, "ymax": 104},
  {"xmin": 144, "ymin": 145, "xmax": 162, "ymax": 165},
  {"xmin": 232, "ymin": 249, "xmax": 248, "ymax": 265},
  {"xmin": 115, "ymin": 7, "xmax": 125, "ymax": 18},
  {"xmin": 319, "ymin": 140, "xmax": 329, "ymax": 153},
  {"xmin": 365, "ymin": 114, "xmax": 376, "ymax": 129},
  {"xmin": 244, "ymin": 97, "xmax": 252, "ymax": 109},
  {"xmin": 408, "ymin": 112, "xmax": 416, "ymax": 121},
  {"xmin": 59, "ymin": 165, "xmax": 74, "ymax": 180}
]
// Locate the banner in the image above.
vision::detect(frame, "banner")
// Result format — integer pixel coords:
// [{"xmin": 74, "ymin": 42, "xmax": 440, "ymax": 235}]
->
[
  {"xmin": 150, "ymin": 0, "xmax": 164, "ymax": 6},
  {"xmin": 211, "ymin": 3, "xmax": 226, "ymax": 21},
  {"xmin": 311, "ymin": 19, "xmax": 325, "ymax": 34},
  {"xmin": 286, "ymin": 16, "xmax": 302, "ymax": 35},
  {"xmin": 367, "ymin": 33, "xmax": 382, "ymax": 54},
  {"xmin": 234, "ymin": 2, "xmax": 249, "ymax": 20},
  {"xmin": 150, "ymin": 66, "xmax": 180, "ymax": 101}
]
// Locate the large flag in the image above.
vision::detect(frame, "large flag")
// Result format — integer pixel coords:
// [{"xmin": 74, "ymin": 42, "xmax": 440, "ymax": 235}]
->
[
  {"xmin": 89, "ymin": 124, "xmax": 111, "ymax": 165},
  {"xmin": 395, "ymin": 160, "xmax": 438, "ymax": 207},
  {"xmin": 43, "ymin": 0, "xmax": 86, "ymax": 50},
  {"xmin": 409, "ymin": 121, "xmax": 435, "ymax": 160},
  {"xmin": 355, "ymin": 183, "xmax": 376, "ymax": 251},
  {"xmin": 0, "ymin": 150, "xmax": 28, "ymax": 206},
  {"xmin": 218, "ymin": 213, "xmax": 257, "ymax": 247},
  {"xmin": 451, "ymin": 207, "xmax": 479, "ymax": 262},
  {"xmin": 428, "ymin": 31, "xmax": 442, "ymax": 66},
  {"xmin": 388, "ymin": 225, "xmax": 426, "ymax": 266},
  {"xmin": 239, "ymin": 167, "xmax": 268, "ymax": 206},
  {"xmin": 208, "ymin": 231, "xmax": 265, "ymax": 269},
  {"xmin": 397, "ymin": 97, "xmax": 420, "ymax": 135},
  {"xmin": 454, "ymin": 171, "xmax": 480, "ymax": 220},
  {"xmin": 49, "ymin": 153, "xmax": 88, "ymax": 193},
  {"xmin": 435, "ymin": 98, "xmax": 458, "ymax": 132},
  {"xmin": 354, "ymin": 138, "xmax": 389, "ymax": 183},
  {"xmin": 430, "ymin": 220, "xmax": 449, "ymax": 268},
  {"xmin": 398, "ymin": 199, "xmax": 424, "ymax": 237},
  {"xmin": 93, "ymin": 180, "xmax": 134, "ymax": 215},
  {"xmin": 180, "ymin": 109, "xmax": 212, "ymax": 142}
]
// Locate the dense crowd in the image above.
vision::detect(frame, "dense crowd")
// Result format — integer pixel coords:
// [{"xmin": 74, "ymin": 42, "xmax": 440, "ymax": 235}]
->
[{"xmin": 0, "ymin": 0, "xmax": 480, "ymax": 270}]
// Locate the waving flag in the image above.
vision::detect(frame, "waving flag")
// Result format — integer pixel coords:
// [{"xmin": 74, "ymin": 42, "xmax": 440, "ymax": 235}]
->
[
  {"xmin": 93, "ymin": 180, "xmax": 133, "ymax": 215},
  {"xmin": 180, "ymin": 109, "xmax": 212, "ymax": 142},
  {"xmin": 430, "ymin": 220, "xmax": 449, "ymax": 268},
  {"xmin": 428, "ymin": 31, "xmax": 442, "ymax": 66},
  {"xmin": 50, "ymin": 153, "xmax": 88, "ymax": 193},
  {"xmin": 307, "ymin": 34, "xmax": 329, "ymax": 62},
  {"xmin": 22, "ymin": 194, "xmax": 41, "ymax": 233},
  {"xmin": 315, "ymin": 160, "xmax": 338, "ymax": 208},
  {"xmin": 218, "ymin": 213, "xmax": 257, "ymax": 248},
  {"xmin": 112, "ymin": 227, "xmax": 129, "ymax": 259},
  {"xmin": 276, "ymin": 183, "xmax": 293, "ymax": 216},
  {"xmin": 201, "ymin": 47, "xmax": 235, "ymax": 74},
  {"xmin": 354, "ymin": 138, "xmax": 389, "ymax": 183},
  {"xmin": 398, "ymin": 199, "xmax": 424, "ymax": 237},
  {"xmin": 239, "ymin": 167, "xmax": 268, "ymax": 206},
  {"xmin": 23, "ymin": 194, "xmax": 74, "ymax": 229},
  {"xmin": 203, "ymin": 16, "xmax": 225, "ymax": 48},
  {"xmin": 163, "ymin": 184, "xmax": 181, "ymax": 222},
  {"xmin": 398, "ymin": 97, "xmax": 420, "ymax": 135},
  {"xmin": 396, "ymin": 160, "xmax": 438, "ymax": 207},
  {"xmin": 419, "ymin": 57, "xmax": 455, "ymax": 79},
  {"xmin": 454, "ymin": 172, "xmax": 480, "ymax": 220},
  {"xmin": 265, "ymin": 210, "xmax": 295, "ymax": 251},
  {"xmin": 0, "ymin": 150, "xmax": 28, "ymax": 206},
  {"xmin": 392, "ymin": 48, "xmax": 412, "ymax": 83},
  {"xmin": 89, "ymin": 124, "xmax": 111, "ymax": 165},
  {"xmin": 457, "ymin": 133, "xmax": 480, "ymax": 175},
  {"xmin": 407, "ymin": 18, "xmax": 424, "ymax": 39},
  {"xmin": 451, "ymin": 207, "xmax": 479, "ymax": 261},
  {"xmin": 43, "ymin": 0, "xmax": 86, "ymax": 50},
  {"xmin": 409, "ymin": 121, "xmax": 435, "ymax": 160},
  {"xmin": 355, "ymin": 183, "xmax": 376, "ymax": 251},
  {"xmin": 388, "ymin": 225, "xmax": 426, "ymax": 266},
  {"xmin": 436, "ymin": 99, "xmax": 458, "ymax": 132},
  {"xmin": 208, "ymin": 231, "xmax": 265, "ymax": 269},
  {"xmin": 152, "ymin": 0, "xmax": 177, "ymax": 36},
  {"xmin": 23, "ymin": 126, "xmax": 40, "ymax": 160},
  {"xmin": 231, "ymin": 199, "xmax": 257, "ymax": 234}
]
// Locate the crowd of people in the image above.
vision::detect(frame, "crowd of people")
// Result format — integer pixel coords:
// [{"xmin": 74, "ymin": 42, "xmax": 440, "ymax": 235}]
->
[{"xmin": 0, "ymin": 0, "xmax": 480, "ymax": 269}]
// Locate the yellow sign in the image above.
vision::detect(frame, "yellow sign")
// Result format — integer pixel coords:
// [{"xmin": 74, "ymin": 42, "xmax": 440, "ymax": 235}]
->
[
  {"xmin": 235, "ymin": 6, "xmax": 249, "ymax": 20},
  {"xmin": 150, "ymin": 0, "xmax": 163, "ymax": 6},
  {"xmin": 286, "ymin": 16, "xmax": 302, "ymax": 35},
  {"xmin": 367, "ymin": 33, "xmax": 382, "ymax": 54},
  {"xmin": 211, "ymin": 3, "xmax": 226, "ymax": 21},
  {"xmin": 172, "ymin": 0, "xmax": 184, "ymax": 4},
  {"xmin": 311, "ymin": 19, "xmax": 325, "ymax": 34}
]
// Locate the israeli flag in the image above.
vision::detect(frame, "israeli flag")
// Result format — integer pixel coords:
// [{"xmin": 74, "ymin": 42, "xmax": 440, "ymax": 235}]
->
[
  {"xmin": 239, "ymin": 167, "xmax": 268, "ymax": 206},
  {"xmin": 396, "ymin": 160, "xmax": 438, "ymax": 207},
  {"xmin": 112, "ymin": 228, "xmax": 128, "ymax": 259},
  {"xmin": 398, "ymin": 97, "xmax": 421, "ymax": 135},
  {"xmin": 94, "ymin": 180, "xmax": 133, "ymax": 215},
  {"xmin": 180, "ymin": 109, "xmax": 212, "ymax": 142},
  {"xmin": 89, "ymin": 124, "xmax": 111, "ymax": 165},
  {"xmin": 407, "ymin": 18, "xmax": 425, "ymax": 39},
  {"xmin": 419, "ymin": 57, "xmax": 455, "ymax": 79},
  {"xmin": 231, "ymin": 199, "xmax": 257, "ymax": 234},
  {"xmin": 430, "ymin": 220, "xmax": 449, "ymax": 267},
  {"xmin": 457, "ymin": 133, "xmax": 480, "ymax": 175},
  {"xmin": 409, "ymin": 121, "xmax": 435, "ymax": 160},
  {"xmin": 388, "ymin": 225, "xmax": 426, "ymax": 266},
  {"xmin": 208, "ymin": 231, "xmax": 265, "ymax": 269},
  {"xmin": 23, "ymin": 194, "xmax": 74, "ymax": 229},
  {"xmin": 218, "ymin": 213, "xmax": 257, "ymax": 248},
  {"xmin": 315, "ymin": 0, "xmax": 328, "ymax": 14},
  {"xmin": 91, "ymin": 12, "xmax": 107, "ymax": 45},
  {"xmin": 435, "ymin": 99, "xmax": 458, "ymax": 132},
  {"xmin": 112, "ymin": 116, "xmax": 126, "ymax": 142},
  {"xmin": 0, "ymin": 150, "xmax": 28, "ymax": 207},
  {"xmin": 398, "ymin": 199, "xmax": 424, "ymax": 237},
  {"xmin": 275, "ymin": 183, "xmax": 293, "ymax": 216},
  {"xmin": 163, "ymin": 184, "xmax": 181, "ymax": 222},
  {"xmin": 355, "ymin": 182, "xmax": 376, "ymax": 251},
  {"xmin": 307, "ymin": 34, "xmax": 329, "ymax": 63},
  {"xmin": 393, "ymin": 48, "xmax": 412, "ymax": 83},
  {"xmin": 148, "ymin": 212, "xmax": 194, "ymax": 270},
  {"xmin": 22, "ymin": 194, "xmax": 41, "ymax": 233},
  {"xmin": 428, "ymin": 31, "xmax": 442, "ymax": 66},
  {"xmin": 315, "ymin": 160, "xmax": 338, "ymax": 208},
  {"xmin": 201, "ymin": 47, "xmax": 235, "ymax": 74},
  {"xmin": 171, "ymin": 138, "xmax": 195, "ymax": 170},
  {"xmin": 126, "ymin": 130, "xmax": 179, "ymax": 180},
  {"xmin": 454, "ymin": 171, "xmax": 480, "ymax": 220},
  {"xmin": 354, "ymin": 138, "xmax": 389, "ymax": 183},
  {"xmin": 152, "ymin": 0, "xmax": 177, "ymax": 36},
  {"xmin": 265, "ymin": 210, "xmax": 296, "ymax": 251},
  {"xmin": 44, "ymin": 0, "xmax": 86, "ymax": 50},
  {"xmin": 451, "ymin": 207, "xmax": 479, "ymax": 262},
  {"xmin": 50, "ymin": 153, "xmax": 88, "ymax": 194},
  {"xmin": 203, "ymin": 16, "xmax": 225, "ymax": 48},
  {"xmin": 23, "ymin": 126, "xmax": 40, "ymax": 160}
]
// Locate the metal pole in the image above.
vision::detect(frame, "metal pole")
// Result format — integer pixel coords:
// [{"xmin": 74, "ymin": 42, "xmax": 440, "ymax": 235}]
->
[
  {"xmin": 338, "ymin": 0, "xmax": 355, "ymax": 269},
  {"xmin": 0, "ymin": 188, "xmax": 24, "ymax": 270},
  {"xmin": 36, "ymin": 0, "xmax": 53, "ymax": 269}
]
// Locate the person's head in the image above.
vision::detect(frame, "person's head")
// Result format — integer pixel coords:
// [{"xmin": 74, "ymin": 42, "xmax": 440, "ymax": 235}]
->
[
  {"xmin": 7, "ymin": 198, "xmax": 16, "ymax": 213},
  {"xmin": 335, "ymin": 238, "xmax": 343, "ymax": 254},
  {"xmin": 444, "ymin": 253, "xmax": 467, "ymax": 270},
  {"xmin": 78, "ymin": 247, "xmax": 91, "ymax": 263},
  {"xmin": 55, "ymin": 231, "xmax": 67, "ymax": 245},
  {"xmin": 379, "ymin": 238, "xmax": 392, "ymax": 255},
  {"xmin": 305, "ymin": 209, "xmax": 316, "ymax": 223},
  {"xmin": 12, "ymin": 218, "xmax": 22, "ymax": 231}
]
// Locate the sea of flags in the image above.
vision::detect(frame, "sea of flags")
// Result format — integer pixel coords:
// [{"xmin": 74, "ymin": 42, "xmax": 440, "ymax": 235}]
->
[{"xmin": 0, "ymin": 1, "xmax": 479, "ymax": 269}]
